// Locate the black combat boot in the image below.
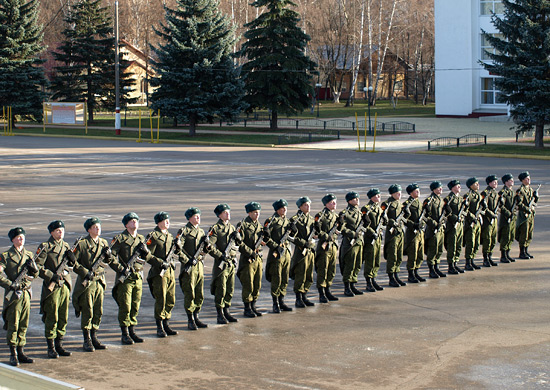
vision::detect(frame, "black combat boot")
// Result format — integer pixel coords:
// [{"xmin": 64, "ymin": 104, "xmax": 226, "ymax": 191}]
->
[
  {"xmin": 471, "ymin": 259, "xmax": 481, "ymax": 269},
  {"xmin": 483, "ymin": 253, "xmax": 491, "ymax": 267},
  {"xmin": 500, "ymin": 250, "xmax": 510, "ymax": 263},
  {"xmin": 365, "ymin": 278, "xmax": 376, "ymax": 292},
  {"xmin": 217, "ymin": 307, "xmax": 229, "ymax": 324},
  {"xmin": 372, "ymin": 278, "xmax": 384, "ymax": 290},
  {"xmin": 244, "ymin": 302, "xmax": 256, "ymax": 317},
  {"xmin": 344, "ymin": 282, "xmax": 355, "ymax": 297},
  {"xmin": 488, "ymin": 253, "xmax": 498, "ymax": 266},
  {"xmin": 55, "ymin": 336, "xmax": 72, "ymax": 356},
  {"xmin": 16, "ymin": 346, "xmax": 33, "ymax": 363},
  {"xmin": 506, "ymin": 250, "xmax": 515, "ymax": 262},
  {"xmin": 318, "ymin": 287, "xmax": 328, "ymax": 303},
  {"xmin": 193, "ymin": 311, "xmax": 208, "ymax": 328},
  {"xmin": 454, "ymin": 263, "xmax": 464, "ymax": 273},
  {"xmin": 223, "ymin": 307, "xmax": 239, "ymax": 322},
  {"xmin": 302, "ymin": 292, "xmax": 315, "ymax": 306},
  {"xmin": 121, "ymin": 327, "xmax": 134, "ymax": 344},
  {"xmin": 272, "ymin": 295, "xmax": 281, "ymax": 313},
  {"xmin": 83, "ymin": 329, "xmax": 95, "ymax": 352},
  {"xmin": 162, "ymin": 319, "xmax": 178, "ymax": 335},
  {"xmin": 434, "ymin": 264, "xmax": 446, "ymax": 278},
  {"xmin": 447, "ymin": 264, "xmax": 459, "ymax": 275},
  {"xmin": 428, "ymin": 264, "xmax": 439, "ymax": 278},
  {"xmin": 250, "ymin": 300, "xmax": 263, "ymax": 316},
  {"xmin": 128, "ymin": 326, "xmax": 144, "ymax": 343},
  {"xmin": 47, "ymin": 338, "xmax": 59, "ymax": 358},
  {"xmin": 388, "ymin": 273, "xmax": 400, "ymax": 287},
  {"xmin": 156, "ymin": 319, "xmax": 167, "ymax": 337},
  {"xmin": 324, "ymin": 286, "xmax": 339, "ymax": 301},
  {"xmin": 278, "ymin": 295, "xmax": 293, "ymax": 311},
  {"xmin": 91, "ymin": 329, "xmax": 107, "ymax": 349},
  {"xmin": 414, "ymin": 269, "xmax": 427, "ymax": 282},
  {"xmin": 407, "ymin": 270, "xmax": 419, "ymax": 283},
  {"xmin": 394, "ymin": 272, "xmax": 407, "ymax": 286},
  {"xmin": 525, "ymin": 246, "xmax": 534, "ymax": 259},
  {"xmin": 350, "ymin": 282, "xmax": 364, "ymax": 295},
  {"xmin": 464, "ymin": 258, "xmax": 474, "ymax": 271},
  {"xmin": 9, "ymin": 345, "xmax": 19, "ymax": 366},
  {"xmin": 519, "ymin": 246, "xmax": 530, "ymax": 259},
  {"xmin": 295, "ymin": 292, "xmax": 306, "ymax": 308}
]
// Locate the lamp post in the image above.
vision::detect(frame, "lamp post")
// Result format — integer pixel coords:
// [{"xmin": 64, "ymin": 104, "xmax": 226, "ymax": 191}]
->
[
  {"xmin": 315, "ymin": 83, "xmax": 322, "ymax": 117},
  {"xmin": 365, "ymin": 86, "xmax": 373, "ymax": 135}
]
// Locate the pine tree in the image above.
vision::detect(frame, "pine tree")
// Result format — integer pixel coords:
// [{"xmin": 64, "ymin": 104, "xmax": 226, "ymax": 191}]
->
[
  {"xmin": 0, "ymin": 0, "xmax": 48, "ymax": 121},
  {"xmin": 239, "ymin": 0, "xmax": 317, "ymax": 130},
  {"xmin": 482, "ymin": 0, "xmax": 550, "ymax": 148},
  {"xmin": 51, "ymin": 0, "xmax": 135, "ymax": 122},
  {"xmin": 151, "ymin": 0, "xmax": 246, "ymax": 136}
]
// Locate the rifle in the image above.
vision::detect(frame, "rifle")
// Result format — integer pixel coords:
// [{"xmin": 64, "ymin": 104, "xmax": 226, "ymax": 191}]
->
[
  {"xmin": 48, "ymin": 236, "xmax": 83, "ymax": 291},
  {"xmin": 218, "ymin": 222, "xmax": 242, "ymax": 270},
  {"xmin": 183, "ymin": 226, "xmax": 214, "ymax": 274},
  {"xmin": 159, "ymin": 227, "xmax": 184, "ymax": 278},
  {"xmin": 321, "ymin": 212, "xmax": 344, "ymax": 250},
  {"xmin": 370, "ymin": 204, "xmax": 388, "ymax": 245},
  {"xmin": 433, "ymin": 198, "xmax": 448, "ymax": 234},
  {"xmin": 5, "ymin": 246, "xmax": 44, "ymax": 301},
  {"xmin": 389, "ymin": 201, "xmax": 411, "ymax": 235},
  {"xmin": 301, "ymin": 215, "xmax": 319, "ymax": 255},
  {"xmin": 82, "ymin": 236, "xmax": 119, "ymax": 287},
  {"xmin": 455, "ymin": 195, "xmax": 470, "ymax": 229},
  {"xmin": 118, "ymin": 232, "xmax": 154, "ymax": 283},
  {"xmin": 271, "ymin": 219, "xmax": 296, "ymax": 259},
  {"xmin": 524, "ymin": 184, "xmax": 542, "ymax": 218},
  {"xmin": 251, "ymin": 221, "xmax": 267, "ymax": 260},
  {"xmin": 350, "ymin": 211, "xmax": 368, "ymax": 246},
  {"xmin": 471, "ymin": 194, "xmax": 487, "ymax": 228},
  {"xmin": 413, "ymin": 198, "xmax": 431, "ymax": 237}
]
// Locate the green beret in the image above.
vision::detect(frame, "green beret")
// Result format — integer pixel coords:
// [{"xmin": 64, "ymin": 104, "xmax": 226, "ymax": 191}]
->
[
  {"xmin": 501, "ymin": 173, "xmax": 513, "ymax": 183},
  {"xmin": 245, "ymin": 202, "xmax": 261, "ymax": 213},
  {"xmin": 185, "ymin": 207, "xmax": 201, "ymax": 220},
  {"xmin": 447, "ymin": 180, "xmax": 460, "ymax": 190},
  {"xmin": 8, "ymin": 227, "xmax": 25, "ymax": 241},
  {"xmin": 388, "ymin": 184, "xmax": 402, "ymax": 194},
  {"xmin": 430, "ymin": 181, "xmax": 442, "ymax": 191},
  {"xmin": 345, "ymin": 191, "xmax": 359, "ymax": 202},
  {"xmin": 214, "ymin": 204, "xmax": 230, "ymax": 217},
  {"xmin": 367, "ymin": 188, "xmax": 380, "ymax": 199},
  {"xmin": 321, "ymin": 193, "xmax": 336, "ymax": 206},
  {"xmin": 154, "ymin": 211, "xmax": 170, "ymax": 224},
  {"xmin": 296, "ymin": 196, "xmax": 311, "ymax": 208},
  {"xmin": 122, "ymin": 212, "xmax": 139, "ymax": 226},
  {"xmin": 84, "ymin": 217, "xmax": 101, "ymax": 231},
  {"xmin": 48, "ymin": 220, "xmax": 65, "ymax": 233},
  {"xmin": 272, "ymin": 199, "xmax": 288, "ymax": 211},
  {"xmin": 485, "ymin": 175, "xmax": 498, "ymax": 184},
  {"xmin": 518, "ymin": 171, "xmax": 530, "ymax": 181},
  {"xmin": 466, "ymin": 177, "xmax": 478, "ymax": 188},
  {"xmin": 406, "ymin": 183, "xmax": 419, "ymax": 194}
]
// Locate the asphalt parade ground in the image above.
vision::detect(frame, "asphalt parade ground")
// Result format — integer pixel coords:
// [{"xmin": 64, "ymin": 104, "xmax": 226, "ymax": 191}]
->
[{"xmin": 0, "ymin": 135, "xmax": 549, "ymax": 389}]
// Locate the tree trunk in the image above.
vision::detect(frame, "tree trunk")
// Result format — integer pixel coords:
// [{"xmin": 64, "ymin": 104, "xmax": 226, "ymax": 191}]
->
[
  {"xmin": 271, "ymin": 111, "xmax": 278, "ymax": 130},
  {"xmin": 534, "ymin": 122, "xmax": 545, "ymax": 148},
  {"xmin": 189, "ymin": 115, "xmax": 196, "ymax": 136}
]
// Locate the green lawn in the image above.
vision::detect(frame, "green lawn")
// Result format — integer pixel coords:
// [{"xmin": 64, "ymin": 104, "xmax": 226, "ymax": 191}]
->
[{"xmin": 433, "ymin": 143, "xmax": 550, "ymax": 156}]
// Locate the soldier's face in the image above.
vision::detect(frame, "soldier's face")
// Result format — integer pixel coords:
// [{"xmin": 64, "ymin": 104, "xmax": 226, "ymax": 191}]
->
[
  {"xmin": 522, "ymin": 177, "xmax": 530, "ymax": 186},
  {"xmin": 470, "ymin": 182, "xmax": 479, "ymax": 191},
  {"xmin": 326, "ymin": 200, "xmax": 337, "ymax": 211},
  {"xmin": 505, "ymin": 179, "xmax": 514, "ymax": 188},
  {"xmin": 411, "ymin": 189, "xmax": 420, "ymax": 199},
  {"xmin": 276, "ymin": 207, "xmax": 287, "ymax": 217},
  {"xmin": 219, "ymin": 210, "xmax": 230, "ymax": 222},
  {"xmin": 370, "ymin": 194, "xmax": 381, "ymax": 203},
  {"xmin": 12, "ymin": 234, "xmax": 25, "ymax": 248},
  {"xmin": 158, "ymin": 219, "xmax": 170, "ymax": 230},
  {"xmin": 489, "ymin": 180, "xmax": 498, "ymax": 189},
  {"xmin": 125, "ymin": 219, "xmax": 139, "ymax": 231},
  {"xmin": 189, "ymin": 214, "xmax": 200, "ymax": 226},
  {"xmin": 392, "ymin": 191, "xmax": 402, "ymax": 200},
  {"xmin": 248, "ymin": 210, "xmax": 260, "ymax": 221},
  {"xmin": 348, "ymin": 198, "xmax": 359, "ymax": 207},
  {"xmin": 299, "ymin": 202, "xmax": 311, "ymax": 214},
  {"xmin": 452, "ymin": 184, "xmax": 461, "ymax": 194},
  {"xmin": 433, "ymin": 187, "xmax": 442, "ymax": 196},
  {"xmin": 88, "ymin": 223, "xmax": 101, "ymax": 238},
  {"xmin": 51, "ymin": 227, "xmax": 65, "ymax": 241}
]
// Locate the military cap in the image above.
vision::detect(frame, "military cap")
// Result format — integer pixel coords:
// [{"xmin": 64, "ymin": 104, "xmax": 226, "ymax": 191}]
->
[
  {"xmin": 501, "ymin": 173, "xmax": 513, "ymax": 183},
  {"xmin": 466, "ymin": 177, "xmax": 478, "ymax": 188},
  {"xmin": 185, "ymin": 207, "xmax": 201, "ymax": 220},
  {"xmin": 245, "ymin": 202, "xmax": 261, "ymax": 213},
  {"xmin": 345, "ymin": 191, "xmax": 359, "ymax": 202},
  {"xmin": 406, "ymin": 183, "xmax": 420, "ymax": 194},
  {"xmin": 214, "ymin": 204, "xmax": 230, "ymax": 217},
  {"xmin": 518, "ymin": 171, "xmax": 530, "ymax": 181},
  {"xmin": 296, "ymin": 196, "xmax": 311, "ymax": 208},
  {"xmin": 272, "ymin": 199, "xmax": 288, "ymax": 211},
  {"xmin": 84, "ymin": 217, "xmax": 101, "ymax": 231},
  {"xmin": 447, "ymin": 179, "xmax": 460, "ymax": 190},
  {"xmin": 430, "ymin": 181, "xmax": 442, "ymax": 191},
  {"xmin": 8, "ymin": 227, "xmax": 25, "ymax": 241},
  {"xmin": 154, "ymin": 212, "xmax": 170, "ymax": 224},
  {"xmin": 367, "ymin": 188, "xmax": 380, "ymax": 199},
  {"xmin": 485, "ymin": 175, "xmax": 498, "ymax": 184},
  {"xmin": 122, "ymin": 212, "xmax": 139, "ymax": 226},
  {"xmin": 48, "ymin": 220, "xmax": 65, "ymax": 233},
  {"xmin": 321, "ymin": 193, "xmax": 336, "ymax": 206},
  {"xmin": 388, "ymin": 184, "xmax": 402, "ymax": 194}
]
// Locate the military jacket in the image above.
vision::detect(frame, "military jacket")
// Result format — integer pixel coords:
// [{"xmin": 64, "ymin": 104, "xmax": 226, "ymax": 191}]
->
[
  {"xmin": 289, "ymin": 211, "xmax": 316, "ymax": 252},
  {"xmin": 424, "ymin": 193, "xmax": 445, "ymax": 237},
  {"xmin": 403, "ymin": 197, "xmax": 422, "ymax": 243},
  {"xmin": 480, "ymin": 186, "xmax": 498, "ymax": 225},
  {"xmin": 444, "ymin": 192, "xmax": 464, "ymax": 228},
  {"xmin": 0, "ymin": 246, "xmax": 36, "ymax": 295},
  {"xmin": 210, "ymin": 219, "xmax": 238, "ymax": 261},
  {"xmin": 498, "ymin": 186, "xmax": 516, "ymax": 223},
  {"xmin": 179, "ymin": 222, "xmax": 207, "ymax": 266},
  {"xmin": 110, "ymin": 229, "xmax": 151, "ymax": 278},
  {"xmin": 314, "ymin": 208, "xmax": 340, "ymax": 250},
  {"xmin": 36, "ymin": 236, "xmax": 72, "ymax": 291},
  {"xmin": 238, "ymin": 216, "xmax": 263, "ymax": 263},
  {"xmin": 73, "ymin": 235, "xmax": 114, "ymax": 286},
  {"xmin": 147, "ymin": 227, "xmax": 175, "ymax": 279},
  {"xmin": 382, "ymin": 197, "xmax": 404, "ymax": 240},
  {"xmin": 516, "ymin": 184, "xmax": 538, "ymax": 225},
  {"xmin": 340, "ymin": 205, "xmax": 364, "ymax": 246},
  {"xmin": 464, "ymin": 189, "xmax": 483, "ymax": 227},
  {"xmin": 264, "ymin": 214, "xmax": 291, "ymax": 253},
  {"xmin": 362, "ymin": 201, "xmax": 386, "ymax": 244}
]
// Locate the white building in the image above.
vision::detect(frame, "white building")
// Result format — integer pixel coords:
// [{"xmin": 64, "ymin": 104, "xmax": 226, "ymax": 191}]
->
[{"xmin": 435, "ymin": 0, "xmax": 508, "ymax": 117}]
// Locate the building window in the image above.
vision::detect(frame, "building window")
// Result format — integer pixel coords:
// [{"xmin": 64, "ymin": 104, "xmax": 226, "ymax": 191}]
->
[
  {"xmin": 480, "ymin": 0, "xmax": 504, "ymax": 15},
  {"xmin": 481, "ymin": 77, "xmax": 505, "ymax": 104},
  {"xmin": 481, "ymin": 33, "xmax": 504, "ymax": 61}
]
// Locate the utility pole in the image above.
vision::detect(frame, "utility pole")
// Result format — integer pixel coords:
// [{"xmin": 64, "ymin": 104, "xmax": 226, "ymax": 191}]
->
[{"xmin": 114, "ymin": 1, "xmax": 121, "ymax": 135}]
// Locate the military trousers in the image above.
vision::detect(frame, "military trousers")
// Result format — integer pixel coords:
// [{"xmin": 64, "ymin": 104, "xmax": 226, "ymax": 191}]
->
[
  {"xmin": 481, "ymin": 219, "xmax": 497, "ymax": 255},
  {"xmin": 498, "ymin": 216, "xmax": 516, "ymax": 251},
  {"xmin": 315, "ymin": 245, "xmax": 337, "ymax": 289},
  {"xmin": 405, "ymin": 232, "xmax": 424, "ymax": 270},
  {"xmin": 43, "ymin": 283, "xmax": 70, "ymax": 339},
  {"xmin": 116, "ymin": 275, "xmax": 142, "ymax": 327},
  {"xmin": 464, "ymin": 222, "xmax": 481, "ymax": 260},
  {"xmin": 363, "ymin": 237, "xmax": 382, "ymax": 279},
  {"xmin": 77, "ymin": 280, "xmax": 104, "ymax": 330},
  {"xmin": 445, "ymin": 224, "xmax": 463, "ymax": 264},
  {"xmin": 385, "ymin": 234, "xmax": 403, "ymax": 274},
  {"xmin": 342, "ymin": 243, "xmax": 363, "ymax": 283},
  {"xmin": 515, "ymin": 215, "xmax": 534, "ymax": 247},
  {"xmin": 212, "ymin": 263, "xmax": 236, "ymax": 308},
  {"xmin": 238, "ymin": 258, "xmax": 262, "ymax": 303},
  {"xmin": 151, "ymin": 269, "xmax": 176, "ymax": 320},
  {"xmin": 5, "ymin": 290, "xmax": 31, "ymax": 347},
  {"xmin": 425, "ymin": 231, "xmax": 444, "ymax": 266},
  {"xmin": 180, "ymin": 262, "xmax": 204, "ymax": 313},
  {"xmin": 267, "ymin": 250, "xmax": 290, "ymax": 297},
  {"xmin": 292, "ymin": 250, "xmax": 314, "ymax": 294}
]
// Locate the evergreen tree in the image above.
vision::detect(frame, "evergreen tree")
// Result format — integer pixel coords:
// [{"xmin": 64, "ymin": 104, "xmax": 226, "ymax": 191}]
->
[
  {"xmin": 51, "ymin": 0, "xmax": 135, "ymax": 122},
  {"xmin": 0, "ymin": 0, "xmax": 48, "ymax": 121},
  {"xmin": 239, "ymin": 0, "xmax": 317, "ymax": 130},
  {"xmin": 482, "ymin": 0, "xmax": 550, "ymax": 148},
  {"xmin": 151, "ymin": 0, "xmax": 246, "ymax": 135}
]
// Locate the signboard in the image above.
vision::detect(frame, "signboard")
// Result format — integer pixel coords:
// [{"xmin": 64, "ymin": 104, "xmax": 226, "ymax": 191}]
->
[{"xmin": 43, "ymin": 102, "xmax": 86, "ymax": 126}]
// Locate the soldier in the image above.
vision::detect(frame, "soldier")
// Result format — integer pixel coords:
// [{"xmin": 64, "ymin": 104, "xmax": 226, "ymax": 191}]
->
[
  {"xmin": 110, "ymin": 212, "xmax": 152, "ymax": 345},
  {"xmin": 0, "ymin": 228, "xmax": 39, "ymax": 366},
  {"xmin": 339, "ymin": 191, "xmax": 365, "ymax": 296},
  {"xmin": 36, "ymin": 220, "xmax": 76, "ymax": 358},
  {"xmin": 178, "ymin": 207, "xmax": 210, "ymax": 330},
  {"xmin": 463, "ymin": 178, "xmax": 483, "ymax": 270},
  {"xmin": 264, "ymin": 199, "xmax": 294, "ymax": 312},
  {"xmin": 289, "ymin": 197, "xmax": 317, "ymax": 308},
  {"xmin": 314, "ymin": 194, "xmax": 341, "ymax": 303},
  {"xmin": 383, "ymin": 184, "xmax": 407, "ymax": 287},
  {"xmin": 72, "ymin": 217, "xmax": 118, "ymax": 352},
  {"xmin": 403, "ymin": 183, "xmax": 425, "ymax": 283},
  {"xmin": 237, "ymin": 202, "xmax": 266, "ymax": 318},
  {"xmin": 515, "ymin": 171, "xmax": 539, "ymax": 259},
  {"xmin": 444, "ymin": 180, "xmax": 466, "ymax": 274},
  {"xmin": 209, "ymin": 204, "xmax": 240, "ymax": 323},
  {"xmin": 146, "ymin": 212, "xmax": 179, "ymax": 337},
  {"xmin": 362, "ymin": 188, "xmax": 387, "ymax": 291},
  {"xmin": 481, "ymin": 175, "xmax": 499, "ymax": 267},
  {"xmin": 424, "ymin": 181, "xmax": 447, "ymax": 278},
  {"xmin": 497, "ymin": 173, "xmax": 516, "ymax": 263}
]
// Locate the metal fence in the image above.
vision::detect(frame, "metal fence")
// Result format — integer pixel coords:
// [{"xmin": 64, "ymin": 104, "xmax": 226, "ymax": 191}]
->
[
  {"xmin": 428, "ymin": 134, "xmax": 487, "ymax": 150},
  {"xmin": 277, "ymin": 130, "xmax": 341, "ymax": 145}
]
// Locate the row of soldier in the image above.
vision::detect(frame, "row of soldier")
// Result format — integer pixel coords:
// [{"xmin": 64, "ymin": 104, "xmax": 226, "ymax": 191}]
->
[{"xmin": 0, "ymin": 171, "xmax": 539, "ymax": 367}]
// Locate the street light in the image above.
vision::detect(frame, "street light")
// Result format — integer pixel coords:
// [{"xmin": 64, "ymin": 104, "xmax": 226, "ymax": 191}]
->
[
  {"xmin": 315, "ymin": 83, "xmax": 322, "ymax": 117},
  {"xmin": 364, "ymin": 86, "xmax": 373, "ymax": 135}
]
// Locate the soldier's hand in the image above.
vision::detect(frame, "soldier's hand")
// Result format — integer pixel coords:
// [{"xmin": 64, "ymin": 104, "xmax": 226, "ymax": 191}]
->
[
  {"xmin": 65, "ymin": 250, "xmax": 77, "ymax": 267},
  {"xmin": 139, "ymin": 243, "xmax": 150, "ymax": 257},
  {"xmin": 51, "ymin": 274, "xmax": 63, "ymax": 285},
  {"xmin": 10, "ymin": 281, "xmax": 20, "ymax": 292},
  {"xmin": 85, "ymin": 270, "xmax": 94, "ymax": 281},
  {"xmin": 306, "ymin": 240, "xmax": 316, "ymax": 249},
  {"xmin": 26, "ymin": 258, "xmax": 39, "ymax": 274},
  {"xmin": 174, "ymin": 240, "xmax": 182, "ymax": 252},
  {"xmin": 101, "ymin": 246, "xmax": 112, "ymax": 258},
  {"xmin": 161, "ymin": 261, "xmax": 170, "ymax": 270}
]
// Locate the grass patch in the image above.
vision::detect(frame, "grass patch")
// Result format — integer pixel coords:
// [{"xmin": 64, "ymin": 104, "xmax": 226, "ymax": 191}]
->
[{"xmin": 434, "ymin": 143, "xmax": 550, "ymax": 156}]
